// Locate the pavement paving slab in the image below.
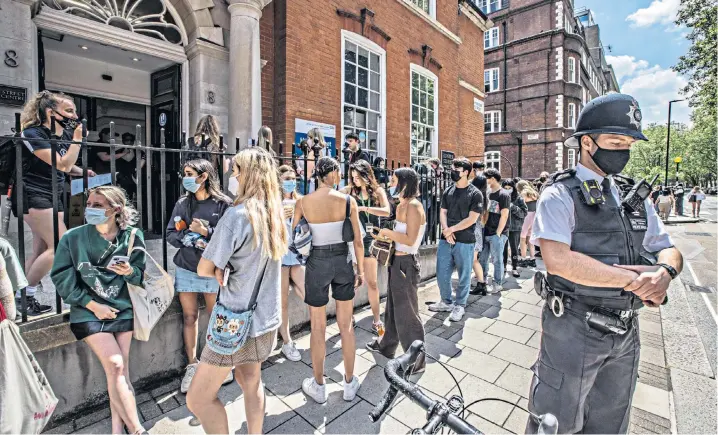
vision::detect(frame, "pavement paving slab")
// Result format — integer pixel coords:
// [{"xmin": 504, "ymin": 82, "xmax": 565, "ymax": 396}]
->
[
  {"xmin": 447, "ymin": 327, "xmax": 502, "ymax": 353},
  {"xmin": 484, "ymin": 320, "xmax": 534, "ymax": 344},
  {"xmin": 445, "ymin": 346, "xmax": 509, "ymax": 383},
  {"xmin": 489, "ymin": 339, "xmax": 538, "ymax": 369},
  {"xmin": 447, "ymin": 374, "xmax": 521, "ymax": 427},
  {"xmin": 481, "ymin": 305, "xmax": 525, "ymax": 324},
  {"xmin": 495, "ymin": 364, "xmax": 534, "ymax": 399},
  {"xmin": 670, "ymin": 368, "xmax": 717, "ymax": 434},
  {"xmin": 278, "ymin": 379, "xmax": 362, "ymax": 429},
  {"xmin": 632, "ymin": 382, "xmax": 671, "ymax": 420},
  {"xmin": 319, "ymin": 399, "xmax": 409, "ymax": 434},
  {"xmin": 267, "ymin": 415, "xmax": 316, "ymax": 434}
]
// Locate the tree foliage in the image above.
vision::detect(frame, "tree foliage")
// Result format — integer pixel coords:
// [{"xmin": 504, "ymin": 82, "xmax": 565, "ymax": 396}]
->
[{"xmin": 674, "ymin": 0, "xmax": 718, "ymax": 119}]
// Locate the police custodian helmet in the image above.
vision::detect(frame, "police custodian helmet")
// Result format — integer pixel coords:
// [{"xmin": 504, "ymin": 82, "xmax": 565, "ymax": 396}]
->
[{"xmin": 565, "ymin": 93, "xmax": 649, "ymax": 148}]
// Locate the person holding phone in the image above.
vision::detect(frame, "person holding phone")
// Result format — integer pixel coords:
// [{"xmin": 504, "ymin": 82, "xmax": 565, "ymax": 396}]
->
[
  {"xmin": 342, "ymin": 160, "xmax": 390, "ymax": 335},
  {"xmin": 293, "ymin": 157, "xmax": 365, "ymax": 404},
  {"xmin": 50, "ymin": 186, "xmax": 146, "ymax": 434},
  {"xmin": 277, "ymin": 165, "xmax": 306, "ymax": 362},
  {"xmin": 166, "ymin": 159, "xmax": 232, "ymax": 394},
  {"xmin": 365, "ymin": 168, "xmax": 426, "ymax": 372}
]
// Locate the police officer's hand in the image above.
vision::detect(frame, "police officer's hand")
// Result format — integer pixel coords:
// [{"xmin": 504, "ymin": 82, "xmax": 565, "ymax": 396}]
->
[{"xmin": 615, "ymin": 265, "xmax": 670, "ymax": 305}]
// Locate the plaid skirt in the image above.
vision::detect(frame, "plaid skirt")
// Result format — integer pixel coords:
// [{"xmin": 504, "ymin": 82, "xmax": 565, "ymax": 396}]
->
[{"xmin": 201, "ymin": 329, "xmax": 278, "ymax": 367}]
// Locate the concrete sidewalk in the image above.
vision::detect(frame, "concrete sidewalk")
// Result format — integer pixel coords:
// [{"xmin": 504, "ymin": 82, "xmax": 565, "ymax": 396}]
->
[{"xmin": 48, "ymin": 267, "xmax": 675, "ymax": 434}]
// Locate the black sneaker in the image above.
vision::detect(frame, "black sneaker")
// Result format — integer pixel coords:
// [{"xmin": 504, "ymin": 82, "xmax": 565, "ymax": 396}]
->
[
  {"xmin": 365, "ymin": 339, "xmax": 382, "ymax": 353},
  {"xmin": 16, "ymin": 296, "xmax": 52, "ymax": 316},
  {"xmin": 527, "ymin": 258, "xmax": 537, "ymax": 267},
  {"xmin": 470, "ymin": 282, "xmax": 488, "ymax": 296},
  {"xmin": 512, "ymin": 270, "xmax": 521, "ymax": 278}
]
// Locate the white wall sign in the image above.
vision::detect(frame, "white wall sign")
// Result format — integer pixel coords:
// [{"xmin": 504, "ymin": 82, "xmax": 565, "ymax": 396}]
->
[
  {"xmin": 527, "ymin": 133, "xmax": 539, "ymax": 140},
  {"xmin": 294, "ymin": 118, "xmax": 337, "ymax": 156},
  {"xmin": 473, "ymin": 98, "xmax": 484, "ymax": 113}
]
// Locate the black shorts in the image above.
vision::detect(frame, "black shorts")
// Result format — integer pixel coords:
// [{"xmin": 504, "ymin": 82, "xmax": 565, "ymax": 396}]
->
[
  {"xmin": 363, "ymin": 235, "xmax": 373, "ymax": 258},
  {"xmin": 10, "ymin": 187, "xmax": 64, "ymax": 216},
  {"xmin": 70, "ymin": 319, "xmax": 134, "ymax": 341},
  {"xmin": 304, "ymin": 243, "xmax": 355, "ymax": 307}
]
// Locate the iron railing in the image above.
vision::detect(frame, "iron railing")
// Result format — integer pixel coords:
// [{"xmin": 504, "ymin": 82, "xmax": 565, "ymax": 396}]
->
[{"xmin": 1, "ymin": 114, "xmax": 451, "ymax": 323}]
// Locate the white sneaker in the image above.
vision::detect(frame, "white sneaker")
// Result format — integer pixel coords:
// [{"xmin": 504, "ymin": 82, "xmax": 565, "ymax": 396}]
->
[
  {"xmin": 302, "ymin": 377, "xmax": 328, "ymax": 404},
  {"xmin": 222, "ymin": 369, "xmax": 234, "ymax": 385},
  {"xmin": 428, "ymin": 301, "xmax": 454, "ymax": 312},
  {"xmin": 180, "ymin": 363, "xmax": 198, "ymax": 394},
  {"xmin": 489, "ymin": 282, "xmax": 503, "ymax": 294},
  {"xmin": 343, "ymin": 375, "xmax": 360, "ymax": 401},
  {"xmin": 282, "ymin": 342, "xmax": 302, "ymax": 362},
  {"xmin": 449, "ymin": 305, "xmax": 465, "ymax": 322}
]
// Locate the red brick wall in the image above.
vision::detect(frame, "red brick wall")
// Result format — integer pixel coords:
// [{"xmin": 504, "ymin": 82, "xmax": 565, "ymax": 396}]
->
[
  {"xmin": 260, "ymin": 2, "xmax": 274, "ymax": 129},
  {"xmin": 259, "ymin": 0, "xmax": 487, "ymax": 164}
]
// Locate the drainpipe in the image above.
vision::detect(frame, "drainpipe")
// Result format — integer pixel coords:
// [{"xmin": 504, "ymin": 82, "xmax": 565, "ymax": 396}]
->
[{"xmin": 502, "ymin": 21, "xmax": 508, "ymax": 132}]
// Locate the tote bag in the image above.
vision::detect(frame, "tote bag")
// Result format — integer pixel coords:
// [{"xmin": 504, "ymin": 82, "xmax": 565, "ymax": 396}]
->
[
  {"xmin": 0, "ymin": 303, "xmax": 58, "ymax": 434},
  {"xmin": 126, "ymin": 229, "xmax": 175, "ymax": 341}
]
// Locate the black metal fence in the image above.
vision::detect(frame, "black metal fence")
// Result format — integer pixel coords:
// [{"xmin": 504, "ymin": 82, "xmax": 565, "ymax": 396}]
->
[{"xmin": 1, "ymin": 114, "xmax": 451, "ymax": 323}]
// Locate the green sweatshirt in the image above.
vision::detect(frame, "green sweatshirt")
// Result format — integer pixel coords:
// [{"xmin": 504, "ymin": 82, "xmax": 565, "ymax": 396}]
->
[{"xmin": 51, "ymin": 224, "xmax": 146, "ymax": 324}]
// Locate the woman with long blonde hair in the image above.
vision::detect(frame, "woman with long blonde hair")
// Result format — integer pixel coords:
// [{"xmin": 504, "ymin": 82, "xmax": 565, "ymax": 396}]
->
[
  {"xmin": 12, "ymin": 90, "xmax": 95, "ymax": 317},
  {"xmin": 188, "ymin": 147, "xmax": 287, "ymax": 434},
  {"xmin": 517, "ymin": 180, "xmax": 539, "ymax": 267},
  {"xmin": 51, "ymin": 185, "xmax": 145, "ymax": 434}
]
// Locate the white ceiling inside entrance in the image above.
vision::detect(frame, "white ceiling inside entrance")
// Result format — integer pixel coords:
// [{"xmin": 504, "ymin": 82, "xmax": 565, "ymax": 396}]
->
[{"xmin": 42, "ymin": 34, "xmax": 175, "ymax": 72}]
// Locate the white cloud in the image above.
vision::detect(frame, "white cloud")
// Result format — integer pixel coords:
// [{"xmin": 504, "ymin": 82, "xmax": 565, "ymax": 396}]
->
[
  {"xmin": 626, "ymin": 0, "xmax": 679, "ymax": 27},
  {"xmin": 609, "ymin": 55, "xmax": 691, "ymax": 125}
]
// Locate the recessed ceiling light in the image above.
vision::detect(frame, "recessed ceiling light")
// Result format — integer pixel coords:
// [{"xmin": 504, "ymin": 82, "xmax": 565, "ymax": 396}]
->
[
  {"xmin": 80, "ymin": 45, "xmax": 88, "ymax": 50},
  {"xmin": 132, "ymin": 57, "xmax": 140, "ymax": 62}
]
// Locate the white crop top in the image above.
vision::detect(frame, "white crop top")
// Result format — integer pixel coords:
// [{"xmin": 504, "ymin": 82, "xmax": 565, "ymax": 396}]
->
[
  {"xmin": 394, "ymin": 221, "xmax": 425, "ymax": 254},
  {"xmin": 308, "ymin": 221, "xmax": 345, "ymax": 246}
]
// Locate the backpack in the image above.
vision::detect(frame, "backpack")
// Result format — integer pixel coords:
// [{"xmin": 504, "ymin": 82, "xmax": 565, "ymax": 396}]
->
[{"xmin": 0, "ymin": 129, "xmax": 22, "ymax": 193}]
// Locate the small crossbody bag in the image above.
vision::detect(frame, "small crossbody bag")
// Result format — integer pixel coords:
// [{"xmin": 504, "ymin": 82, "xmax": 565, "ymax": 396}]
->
[{"xmin": 206, "ymin": 258, "xmax": 268, "ymax": 355}]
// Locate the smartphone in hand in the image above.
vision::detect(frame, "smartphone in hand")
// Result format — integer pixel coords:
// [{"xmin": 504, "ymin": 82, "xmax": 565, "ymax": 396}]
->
[{"xmin": 108, "ymin": 255, "xmax": 130, "ymax": 267}]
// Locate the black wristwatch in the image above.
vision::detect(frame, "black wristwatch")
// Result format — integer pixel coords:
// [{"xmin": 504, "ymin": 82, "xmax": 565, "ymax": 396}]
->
[{"xmin": 657, "ymin": 263, "xmax": 678, "ymax": 280}]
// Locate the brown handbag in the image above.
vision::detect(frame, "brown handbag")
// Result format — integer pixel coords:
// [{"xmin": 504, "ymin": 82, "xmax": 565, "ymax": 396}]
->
[{"xmin": 369, "ymin": 235, "xmax": 395, "ymax": 267}]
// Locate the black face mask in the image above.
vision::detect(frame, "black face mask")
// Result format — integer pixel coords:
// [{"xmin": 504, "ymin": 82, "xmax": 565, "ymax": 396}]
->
[
  {"xmin": 590, "ymin": 137, "xmax": 631, "ymax": 175},
  {"xmin": 53, "ymin": 111, "xmax": 78, "ymax": 131},
  {"xmin": 540, "ymin": 177, "xmax": 547, "ymax": 182},
  {"xmin": 450, "ymin": 170, "xmax": 463, "ymax": 182}
]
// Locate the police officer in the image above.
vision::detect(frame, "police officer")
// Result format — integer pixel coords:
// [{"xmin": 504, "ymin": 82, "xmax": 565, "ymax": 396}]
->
[{"xmin": 526, "ymin": 94, "xmax": 683, "ymax": 434}]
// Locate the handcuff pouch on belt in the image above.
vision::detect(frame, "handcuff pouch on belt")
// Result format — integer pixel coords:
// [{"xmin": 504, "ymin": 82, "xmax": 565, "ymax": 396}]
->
[{"xmin": 534, "ymin": 272, "xmax": 564, "ymax": 317}]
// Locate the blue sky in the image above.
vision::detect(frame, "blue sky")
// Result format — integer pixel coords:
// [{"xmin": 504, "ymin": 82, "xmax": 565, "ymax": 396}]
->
[{"xmin": 576, "ymin": 0, "xmax": 693, "ymax": 125}]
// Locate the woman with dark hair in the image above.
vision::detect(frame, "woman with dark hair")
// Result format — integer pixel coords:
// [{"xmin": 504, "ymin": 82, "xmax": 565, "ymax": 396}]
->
[
  {"xmin": 365, "ymin": 168, "xmax": 426, "ymax": 372},
  {"xmin": 501, "ymin": 179, "xmax": 527, "ymax": 278},
  {"xmin": 293, "ymin": 157, "xmax": 365, "ymax": 404},
  {"xmin": 342, "ymin": 160, "xmax": 390, "ymax": 335},
  {"xmin": 470, "ymin": 175, "xmax": 489, "ymax": 295},
  {"xmin": 188, "ymin": 115, "xmax": 228, "ymax": 174},
  {"xmin": 166, "ymin": 159, "xmax": 232, "ymax": 393},
  {"xmin": 372, "ymin": 157, "xmax": 389, "ymax": 186}
]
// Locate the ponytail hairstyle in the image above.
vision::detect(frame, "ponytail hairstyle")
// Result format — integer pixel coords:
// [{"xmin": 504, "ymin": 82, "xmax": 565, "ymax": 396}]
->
[
  {"xmin": 88, "ymin": 185, "xmax": 139, "ymax": 230},
  {"xmin": 313, "ymin": 157, "xmax": 340, "ymax": 183},
  {"xmin": 20, "ymin": 91, "xmax": 69, "ymax": 131},
  {"xmin": 193, "ymin": 115, "xmax": 221, "ymax": 152}
]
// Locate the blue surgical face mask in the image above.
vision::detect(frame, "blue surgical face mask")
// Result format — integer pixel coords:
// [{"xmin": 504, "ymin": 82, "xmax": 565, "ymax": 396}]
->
[
  {"xmin": 85, "ymin": 207, "xmax": 110, "ymax": 226},
  {"xmin": 282, "ymin": 180, "xmax": 297, "ymax": 194},
  {"xmin": 389, "ymin": 186, "xmax": 398, "ymax": 197},
  {"xmin": 183, "ymin": 176, "xmax": 202, "ymax": 193}
]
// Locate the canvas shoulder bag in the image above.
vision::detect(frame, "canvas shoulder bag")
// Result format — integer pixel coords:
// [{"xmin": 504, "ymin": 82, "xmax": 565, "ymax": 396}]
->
[
  {"xmin": 126, "ymin": 228, "xmax": 175, "ymax": 341},
  {"xmin": 206, "ymin": 258, "xmax": 268, "ymax": 355}
]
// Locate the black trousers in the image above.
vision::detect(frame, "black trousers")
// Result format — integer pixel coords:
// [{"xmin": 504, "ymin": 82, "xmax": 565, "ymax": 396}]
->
[{"xmin": 503, "ymin": 230, "xmax": 521, "ymax": 270}]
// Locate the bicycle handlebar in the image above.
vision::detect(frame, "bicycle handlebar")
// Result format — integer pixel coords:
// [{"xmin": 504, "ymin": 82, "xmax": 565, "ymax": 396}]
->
[{"xmin": 369, "ymin": 340, "xmax": 480, "ymax": 434}]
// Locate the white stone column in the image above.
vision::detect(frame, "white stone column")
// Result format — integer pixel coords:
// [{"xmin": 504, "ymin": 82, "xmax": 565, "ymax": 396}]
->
[{"xmin": 226, "ymin": 0, "xmax": 270, "ymax": 151}]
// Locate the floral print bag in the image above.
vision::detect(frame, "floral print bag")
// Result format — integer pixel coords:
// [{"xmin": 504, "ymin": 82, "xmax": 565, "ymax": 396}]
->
[{"xmin": 206, "ymin": 258, "xmax": 268, "ymax": 355}]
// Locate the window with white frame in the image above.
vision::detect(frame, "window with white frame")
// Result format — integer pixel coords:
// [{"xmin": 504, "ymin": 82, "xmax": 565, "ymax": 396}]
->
[
  {"xmin": 568, "ymin": 103, "xmax": 576, "ymax": 129},
  {"xmin": 485, "ymin": 151, "xmax": 501, "ymax": 172},
  {"xmin": 568, "ymin": 57, "xmax": 577, "ymax": 83},
  {"xmin": 567, "ymin": 148, "xmax": 577, "ymax": 168},
  {"xmin": 410, "ymin": 65, "xmax": 438, "ymax": 165},
  {"xmin": 411, "ymin": 0, "xmax": 435, "ymax": 17},
  {"xmin": 484, "ymin": 27, "xmax": 499, "ymax": 49},
  {"xmin": 564, "ymin": 14, "xmax": 573, "ymax": 33},
  {"xmin": 484, "ymin": 68, "xmax": 500, "ymax": 92},
  {"xmin": 343, "ymin": 34, "xmax": 384, "ymax": 159},
  {"xmin": 581, "ymin": 49, "xmax": 587, "ymax": 68},
  {"xmin": 484, "ymin": 111, "xmax": 501, "ymax": 133}
]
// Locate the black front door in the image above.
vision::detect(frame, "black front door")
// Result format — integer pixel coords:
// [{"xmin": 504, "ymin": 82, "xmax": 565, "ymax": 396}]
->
[{"xmin": 150, "ymin": 65, "xmax": 181, "ymax": 232}]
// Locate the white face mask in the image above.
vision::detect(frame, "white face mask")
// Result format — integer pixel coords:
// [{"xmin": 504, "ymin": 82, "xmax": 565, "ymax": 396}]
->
[{"xmin": 228, "ymin": 175, "xmax": 239, "ymax": 196}]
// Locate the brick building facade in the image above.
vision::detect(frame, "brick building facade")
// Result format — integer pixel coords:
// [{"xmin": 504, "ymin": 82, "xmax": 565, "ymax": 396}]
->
[
  {"xmin": 478, "ymin": 0, "xmax": 619, "ymax": 178},
  {"xmin": 259, "ymin": 0, "xmax": 492, "ymax": 165}
]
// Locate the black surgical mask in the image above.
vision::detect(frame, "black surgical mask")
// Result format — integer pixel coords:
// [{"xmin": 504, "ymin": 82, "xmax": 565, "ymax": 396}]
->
[
  {"xmin": 590, "ymin": 138, "xmax": 631, "ymax": 175},
  {"xmin": 53, "ymin": 111, "xmax": 78, "ymax": 131},
  {"xmin": 540, "ymin": 176, "xmax": 547, "ymax": 182},
  {"xmin": 450, "ymin": 170, "xmax": 462, "ymax": 182}
]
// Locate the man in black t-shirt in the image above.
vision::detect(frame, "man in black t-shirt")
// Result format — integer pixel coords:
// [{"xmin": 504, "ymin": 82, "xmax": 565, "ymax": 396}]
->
[
  {"xmin": 429, "ymin": 157, "xmax": 483, "ymax": 322},
  {"xmin": 345, "ymin": 132, "xmax": 372, "ymax": 165},
  {"xmin": 673, "ymin": 183, "xmax": 685, "ymax": 216},
  {"xmin": 478, "ymin": 168, "xmax": 510, "ymax": 292}
]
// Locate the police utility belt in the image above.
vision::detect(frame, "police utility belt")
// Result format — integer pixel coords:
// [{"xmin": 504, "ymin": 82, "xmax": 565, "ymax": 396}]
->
[{"xmin": 534, "ymin": 272, "xmax": 636, "ymax": 335}]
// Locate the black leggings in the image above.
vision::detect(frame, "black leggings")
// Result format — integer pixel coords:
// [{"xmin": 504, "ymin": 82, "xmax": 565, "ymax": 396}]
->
[{"xmin": 503, "ymin": 231, "xmax": 522, "ymax": 270}]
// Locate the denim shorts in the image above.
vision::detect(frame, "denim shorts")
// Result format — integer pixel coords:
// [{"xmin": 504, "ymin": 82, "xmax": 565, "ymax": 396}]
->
[
  {"xmin": 281, "ymin": 250, "xmax": 302, "ymax": 267},
  {"xmin": 174, "ymin": 266, "xmax": 219, "ymax": 293}
]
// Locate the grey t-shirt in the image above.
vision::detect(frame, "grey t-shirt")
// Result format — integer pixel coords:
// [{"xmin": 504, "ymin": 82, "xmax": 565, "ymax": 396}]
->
[{"xmin": 202, "ymin": 204, "xmax": 281, "ymax": 338}]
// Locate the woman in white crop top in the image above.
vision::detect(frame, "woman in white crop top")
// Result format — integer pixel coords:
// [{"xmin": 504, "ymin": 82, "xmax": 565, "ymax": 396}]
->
[{"xmin": 365, "ymin": 168, "xmax": 427, "ymax": 372}]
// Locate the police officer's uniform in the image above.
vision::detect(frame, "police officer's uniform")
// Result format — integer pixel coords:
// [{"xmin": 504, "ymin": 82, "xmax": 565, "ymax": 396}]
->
[{"xmin": 526, "ymin": 94, "xmax": 675, "ymax": 434}]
